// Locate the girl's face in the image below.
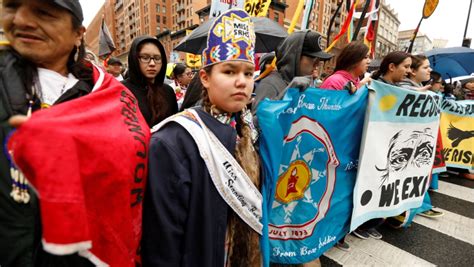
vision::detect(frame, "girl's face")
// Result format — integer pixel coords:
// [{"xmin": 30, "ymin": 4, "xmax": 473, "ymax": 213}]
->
[
  {"xmin": 387, "ymin": 57, "xmax": 412, "ymax": 83},
  {"xmin": 200, "ymin": 61, "xmax": 255, "ymax": 113},
  {"xmin": 411, "ymin": 59, "xmax": 432, "ymax": 83},
  {"xmin": 138, "ymin": 43, "xmax": 162, "ymax": 83},
  {"xmin": 353, "ymin": 52, "xmax": 371, "ymax": 77}
]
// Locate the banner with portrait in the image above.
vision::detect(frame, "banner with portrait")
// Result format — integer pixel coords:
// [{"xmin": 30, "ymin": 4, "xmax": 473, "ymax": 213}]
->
[
  {"xmin": 350, "ymin": 80, "xmax": 441, "ymax": 231},
  {"xmin": 439, "ymin": 100, "xmax": 474, "ymax": 171},
  {"xmin": 258, "ymin": 86, "xmax": 368, "ymax": 264}
]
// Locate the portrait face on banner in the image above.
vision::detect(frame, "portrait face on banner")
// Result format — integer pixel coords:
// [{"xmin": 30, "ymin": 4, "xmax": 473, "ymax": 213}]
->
[{"xmin": 376, "ymin": 128, "xmax": 435, "ymax": 186}]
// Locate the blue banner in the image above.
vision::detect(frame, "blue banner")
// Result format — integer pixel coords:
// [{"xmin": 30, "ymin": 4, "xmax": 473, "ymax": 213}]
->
[{"xmin": 257, "ymin": 86, "xmax": 368, "ymax": 264}]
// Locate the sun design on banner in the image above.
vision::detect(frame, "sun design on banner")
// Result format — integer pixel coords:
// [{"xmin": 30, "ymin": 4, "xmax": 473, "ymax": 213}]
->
[
  {"xmin": 379, "ymin": 94, "xmax": 398, "ymax": 112},
  {"xmin": 276, "ymin": 160, "xmax": 311, "ymax": 204},
  {"xmin": 269, "ymin": 116, "xmax": 339, "ymax": 241}
]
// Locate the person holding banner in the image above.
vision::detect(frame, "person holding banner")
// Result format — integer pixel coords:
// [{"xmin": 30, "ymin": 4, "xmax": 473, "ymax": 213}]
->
[
  {"xmin": 320, "ymin": 42, "xmax": 372, "ymax": 92},
  {"xmin": 317, "ymin": 41, "xmax": 372, "ymax": 250},
  {"xmin": 349, "ymin": 51, "xmax": 414, "ymax": 239},
  {"xmin": 252, "ymin": 30, "xmax": 333, "ymax": 112},
  {"xmin": 371, "ymin": 51, "xmax": 412, "ymax": 85},
  {"xmin": 398, "ymin": 54, "xmax": 433, "ymax": 92},
  {"xmin": 142, "ymin": 9, "xmax": 263, "ymax": 266},
  {"xmin": 395, "ymin": 55, "xmax": 444, "ymax": 220}
]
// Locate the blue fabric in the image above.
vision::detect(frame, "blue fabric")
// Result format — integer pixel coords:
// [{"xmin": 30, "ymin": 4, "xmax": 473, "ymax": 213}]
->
[
  {"xmin": 426, "ymin": 47, "xmax": 474, "ymax": 79},
  {"xmin": 403, "ymin": 173, "xmax": 438, "ymax": 227},
  {"xmin": 430, "ymin": 173, "xmax": 439, "ymax": 190},
  {"xmin": 257, "ymin": 86, "xmax": 368, "ymax": 264}
]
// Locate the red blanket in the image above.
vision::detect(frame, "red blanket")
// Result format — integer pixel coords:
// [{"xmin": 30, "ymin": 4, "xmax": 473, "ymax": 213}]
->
[{"xmin": 8, "ymin": 66, "xmax": 150, "ymax": 266}]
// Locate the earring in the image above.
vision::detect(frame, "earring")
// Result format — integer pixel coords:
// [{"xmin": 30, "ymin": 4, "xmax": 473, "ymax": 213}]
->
[{"xmin": 73, "ymin": 46, "xmax": 79, "ymax": 62}]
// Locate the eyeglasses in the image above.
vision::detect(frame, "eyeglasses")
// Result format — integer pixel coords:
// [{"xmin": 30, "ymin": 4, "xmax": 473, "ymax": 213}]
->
[
  {"xmin": 138, "ymin": 55, "xmax": 162, "ymax": 64},
  {"xmin": 183, "ymin": 72, "xmax": 194, "ymax": 77}
]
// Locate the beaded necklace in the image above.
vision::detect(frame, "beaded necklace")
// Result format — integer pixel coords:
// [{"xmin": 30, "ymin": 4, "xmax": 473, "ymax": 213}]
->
[{"xmin": 3, "ymin": 80, "xmax": 43, "ymax": 204}]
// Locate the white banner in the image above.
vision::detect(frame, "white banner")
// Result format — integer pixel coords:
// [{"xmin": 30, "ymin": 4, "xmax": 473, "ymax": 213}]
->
[{"xmin": 210, "ymin": 0, "xmax": 245, "ymax": 17}]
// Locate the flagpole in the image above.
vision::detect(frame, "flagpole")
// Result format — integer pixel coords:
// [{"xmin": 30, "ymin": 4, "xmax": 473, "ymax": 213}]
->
[
  {"xmin": 464, "ymin": 0, "xmax": 473, "ymax": 39},
  {"xmin": 407, "ymin": 17, "xmax": 423, "ymax": 53},
  {"xmin": 327, "ymin": 0, "xmax": 344, "ymax": 47},
  {"xmin": 352, "ymin": 0, "xmax": 372, "ymax": 41}
]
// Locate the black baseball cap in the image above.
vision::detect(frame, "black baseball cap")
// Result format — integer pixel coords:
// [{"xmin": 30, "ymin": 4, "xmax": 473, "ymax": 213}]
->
[
  {"xmin": 107, "ymin": 57, "xmax": 123, "ymax": 66},
  {"xmin": 302, "ymin": 31, "xmax": 333, "ymax": 60},
  {"xmin": 52, "ymin": 0, "xmax": 84, "ymax": 23}
]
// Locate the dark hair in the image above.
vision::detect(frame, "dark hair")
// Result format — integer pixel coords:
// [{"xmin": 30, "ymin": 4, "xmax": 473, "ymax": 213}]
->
[
  {"xmin": 444, "ymin": 83, "xmax": 454, "ymax": 95},
  {"xmin": 180, "ymin": 74, "xmax": 204, "ymax": 111},
  {"xmin": 410, "ymin": 54, "xmax": 428, "ymax": 71},
  {"xmin": 431, "ymin": 71, "xmax": 442, "ymax": 83},
  {"xmin": 65, "ymin": 15, "xmax": 93, "ymax": 87},
  {"xmin": 334, "ymin": 42, "xmax": 369, "ymax": 72},
  {"xmin": 172, "ymin": 63, "xmax": 188, "ymax": 79},
  {"xmin": 372, "ymin": 51, "xmax": 411, "ymax": 80}
]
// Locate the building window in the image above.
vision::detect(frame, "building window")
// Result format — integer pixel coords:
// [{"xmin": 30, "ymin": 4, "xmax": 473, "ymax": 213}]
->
[
  {"xmin": 274, "ymin": 12, "xmax": 279, "ymax": 23},
  {"xmin": 163, "ymin": 6, "xmax": 166, "ymax": 13},
  {"xmin": 156, "ymin": 4, "xmax": 160, "ymax": 13},
  {"xmin": 163, "ymin": 16, "xmax": 167, "ymax": 24},
  {"xmin": 156, "ymin": 15, "xmax": 160, "ymax": 23}
]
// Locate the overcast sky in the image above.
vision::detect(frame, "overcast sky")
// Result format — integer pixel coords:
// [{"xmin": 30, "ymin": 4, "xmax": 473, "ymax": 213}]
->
[{"xmin": 80, "ymin": 0, "xmax": 474, "ymax": 47}]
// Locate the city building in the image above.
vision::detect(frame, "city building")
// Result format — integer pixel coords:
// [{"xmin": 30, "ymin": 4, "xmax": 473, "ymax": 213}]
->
[
  {"xmin": 86, "ymin": 0, "xmax": 178, "ymax": 63},
  {"xmin": 433, "ymin": 38, "xmax": 449, "ymax": 49},
  {"xmin": 398, "ymin": 29, "xmax": 433, "ymax": 55},
  {"xmin": 374, "ymin": 0, "xmax": 400, "ymax": 59},
  {"xmin": 85, "ymin": 0, "xmax": 288, "ymax": 64},
  {"xmin": 83, "ymin": 0, "xmax": 402, "ymax": 70},
  {"xmin": 0, "ymin": 0, "xmax": 6, "ymax": 43}
]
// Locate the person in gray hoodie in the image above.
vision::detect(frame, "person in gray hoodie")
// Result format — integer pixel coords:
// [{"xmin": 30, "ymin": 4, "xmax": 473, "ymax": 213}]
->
[{"xmin": 252, "ymin": 30, "xmax": 333, "ymax": 113}]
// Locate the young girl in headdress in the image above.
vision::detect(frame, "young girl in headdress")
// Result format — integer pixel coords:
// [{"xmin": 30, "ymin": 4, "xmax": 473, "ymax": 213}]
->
[{"xmin": 142, "ymin": 9, "xmax": 262, "ymax": 266}]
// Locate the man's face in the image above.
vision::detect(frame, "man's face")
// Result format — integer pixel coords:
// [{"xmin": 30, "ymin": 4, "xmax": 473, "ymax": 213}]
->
[
  {"xmin": 2, "ymin": 0, "xmax": 84, "ymax": 73},
  {"xmin": 299, "ymin": 55, "xmax": 320, "ymax": 76},
  {"xmin": 380, "ymin": 129, "xmax": 434, "ymax": 185},
  {"xmin": 108, "ymin": 63, "xmax": 122, "ymax": 77}
]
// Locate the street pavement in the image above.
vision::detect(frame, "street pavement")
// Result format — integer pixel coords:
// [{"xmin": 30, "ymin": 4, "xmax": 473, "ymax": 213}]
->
[{"xmin": 320, "ymin": 173, "xmax": 474, "ymax": 267}]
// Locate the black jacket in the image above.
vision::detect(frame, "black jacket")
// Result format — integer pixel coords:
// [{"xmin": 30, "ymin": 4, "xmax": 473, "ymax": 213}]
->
[
  {"xmin": 142, "ymin": 108, "xmax": 236, "ymax": 267},
  {"xmin": 253, "ymin": 30, "xmax": 308, "ymax": 113},
  {"xmin": 0, "ymin": 48, "xmax": 93, "ymax": 267},
  {"xmin": 122, "ymin": 36, "xmax": 177, "ymax": 127}
]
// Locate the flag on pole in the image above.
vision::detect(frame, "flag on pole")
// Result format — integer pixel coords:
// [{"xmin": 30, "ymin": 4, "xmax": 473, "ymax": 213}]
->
[
  {"xmin": 98, "ymin": 18, "xmax": 116, "ymax": 59},
  {"xmin": 325, "ymin": 0, "xmax": 359, "ymax": 52},
  {"xmin": 301, "ymin": 0, "xmax": 315, "ymax": 30},
  {"xmin": 364, "ymin": 0, "xmax": 378, "ymax": 58},
  {"xmin": 346, "ymin": 1, "xmax": 354, "ymax": 42}
]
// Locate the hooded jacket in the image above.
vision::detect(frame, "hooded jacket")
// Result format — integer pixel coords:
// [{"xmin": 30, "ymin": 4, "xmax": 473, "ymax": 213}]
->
[
  {"xmin": 122, "ymin": 36, "xmax": 177, "ymax": 127},
  {"xmin": 397, "ymin": 78, "xmax": 423, "ymax": 90},
  {"xmin": 252, "ymin": 31, "xmax": 309, "ymax": 113}
]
